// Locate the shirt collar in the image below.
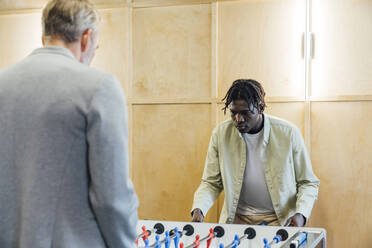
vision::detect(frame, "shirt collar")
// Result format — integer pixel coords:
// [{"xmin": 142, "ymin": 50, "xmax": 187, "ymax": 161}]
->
[
  {"xmin": 237, "ymin": 114, "xmax": 270, "ymax": 146},
  {"xmin": 262, "ymin": 114, "xmax": 270, "ymax": 146},
  {"xmin": 30, "ymin": 46, "xmax": 76, "ymax": 60}
]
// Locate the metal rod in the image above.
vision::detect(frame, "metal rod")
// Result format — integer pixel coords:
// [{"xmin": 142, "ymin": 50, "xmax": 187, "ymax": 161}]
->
[
  {"xmin": 184, "ymin": 231, "xmax": 219, "ymax": 248},
  {"xmin": 184, "ymin": 234, "xmax": 212, "ymax": 248},
  {"xmin": 223, "ymin": 234, "xmax": 247, "ymax": 248},
  {"xmin": 137, "ymin": 227, "xmax": 155, "ymax": 240},
  {"xmin": 185, "ymin": 242, "xmax": 200, "ymax": 248},
  {"xmin": 149, "ymin": 229, "xmax": 185, "ymax": 248}
]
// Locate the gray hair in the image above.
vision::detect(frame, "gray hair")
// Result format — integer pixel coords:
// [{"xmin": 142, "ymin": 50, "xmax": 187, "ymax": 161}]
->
[{"xmin": 42, "ymin": 0, "xmax": 99, "ymax": 43}]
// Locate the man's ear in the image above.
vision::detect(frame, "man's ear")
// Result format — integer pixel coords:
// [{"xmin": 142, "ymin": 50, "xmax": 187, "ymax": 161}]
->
[
  {"xmin": 81, "ymin": 29, "xmax": 92, "ymax": 52},
  {"xmin": 258, "ymin": 102, "xmax": 265, "ymax": 114}
]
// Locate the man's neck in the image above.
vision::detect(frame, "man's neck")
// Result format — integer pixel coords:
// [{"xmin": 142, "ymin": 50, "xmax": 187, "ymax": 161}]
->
[
  {"xmin": 43, "ymin": 39, "xmax": 81, "ymax": 61},
  {"xmin": 248, "ymin": 114, "xmax": 264, "ymax": 134}
]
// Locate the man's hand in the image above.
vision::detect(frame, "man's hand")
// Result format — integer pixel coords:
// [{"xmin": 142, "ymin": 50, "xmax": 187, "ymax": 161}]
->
[
  {"xmin": 191, "ymin": 208, "xmax": 204, "ymax": 222},
  {"xmin": 284, "ymin": 213, "xmax": 306, "ymax": 227}
]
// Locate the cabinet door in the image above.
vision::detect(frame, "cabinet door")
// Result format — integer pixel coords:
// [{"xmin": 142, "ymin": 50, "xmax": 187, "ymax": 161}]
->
[
  {"xmin": 91, "ymin": 8, "xmax": 129, "ymax": 95},
  {"xmin": 133, "ymin": 4, "xmax": 212, "ymax": 99},
  {"xmin": 310, "ymin": 102, "xmax": 372, "ymax": 248},
  {"xmin": 218, "ymin": 0, "xmax": 306, "ymax": 99},
  {"xmin": 0, "ymin": 13, "xmax": 42, "ymax": 69},
  {"xmin": 311, "ymin": 0, "xmax": 372, "ymax": 96},
  {"xmin": 132, "ymin": 104, "xmax": 218, "ymax": 222},
  {"xmin": 0, "ymin": 0, "xmax": 125, "ymax": 10},
  {"xmin": 310, "ymin": 1, "xmax": 372, "ymax": 248}
]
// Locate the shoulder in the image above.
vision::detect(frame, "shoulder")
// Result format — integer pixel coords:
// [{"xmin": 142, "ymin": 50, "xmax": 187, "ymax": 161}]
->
[
  {"xmin": 77, "ymin": 64, "xmax": 119, "ymax": 87},
  {"xmin": 87, "ymin": 69, "xmax": 125, "ymax": 104},
  {"xmin": 214, "ymin": 118, "xmax": 234, "ymax": 133},
  {"xmin": 266, "ymin": 114, "xmax": 300, "ymax": 134},
  {"xmin": 58, "ymin": 63, "xmax": 125, "ymax": 107},
  {"xmin": 64, "ymin": 63, "xmax": 124, "ymax": 101},
  {"xmin": 266, "ymin": 114, "xmax": 304, "ymax": 148},
  {"xmin": 210, "ymin": 118, "xmax": 239, "ymax": 142}
]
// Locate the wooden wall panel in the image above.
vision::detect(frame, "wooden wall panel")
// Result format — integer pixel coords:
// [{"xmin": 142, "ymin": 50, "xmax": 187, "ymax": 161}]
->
[
  {"xmin": 92, "ymin": 8, "xmax": 129, "ymax": 94},
  {"xmin": 0, "ymin": 0, "xmax": 125, "ymax": 11},
  {"xmin": 132, "ymin": 104, "xmax": 218, "ymax": 222},
  {"xmin": 0, "ymin": 8, "xmax": 128, "ymax": 92},
  {"xmin": 91, "ymin": 0, "xmax": 126, "ymax": 5},
  {"xmin": 0, "ymin": 13, "xmax": 42, "ymax": 69},
  {"xmin": 217, "ymin": 104, "xmax": 230, "ymax": 124},
  {"xmin": 310, "ymin": 102, "xmax": 372, "ymax": 247},
  {"xmin": 311, "ymin": 0, "xmax": 372, "ymax": 96},
  {"xmin": 265, "ymin": 102, "xmax": 305, "ymax": 135},
  {"xmin": 218, "ymin": 0, "xmax": 305, "ymax": 98},
  {"xmin": 133, "ymin": 4, "xmax": 212, "ymax": 99},
  {"xmin": 0, "ymin": 0, "xmax": 46, "ymax": 10}
]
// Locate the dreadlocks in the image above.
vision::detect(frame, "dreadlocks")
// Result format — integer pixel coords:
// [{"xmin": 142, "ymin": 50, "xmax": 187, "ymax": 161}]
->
[{"xmin": 222, "ymin": 79, "xmax": 266, "ymax": 114}]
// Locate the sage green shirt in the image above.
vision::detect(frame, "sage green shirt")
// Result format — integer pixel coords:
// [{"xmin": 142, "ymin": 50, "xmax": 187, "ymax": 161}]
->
[{"xmin": 192, "ymin": 114, "xmax": 319, "ymax": 225}]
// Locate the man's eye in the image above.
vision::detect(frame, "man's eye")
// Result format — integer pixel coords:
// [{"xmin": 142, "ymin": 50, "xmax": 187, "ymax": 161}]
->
[{"xmin": 230, "ymin": 110, "xmax": 251, "ymax": 116}]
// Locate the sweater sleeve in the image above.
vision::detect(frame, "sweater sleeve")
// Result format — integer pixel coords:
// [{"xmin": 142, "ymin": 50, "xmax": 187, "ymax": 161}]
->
[{"xmin": 86, "ymin": 75, "xmax": 138, "ymax": 248}]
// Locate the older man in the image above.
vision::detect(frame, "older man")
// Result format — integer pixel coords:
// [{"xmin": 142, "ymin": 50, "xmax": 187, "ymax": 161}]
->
[
  {"xmin": 191, "ymin": 79, "xmax": 319, "ymax": 227},
  {"xmin": 0, "ymin": 0, "xmax": 138, "ymax": 247}
]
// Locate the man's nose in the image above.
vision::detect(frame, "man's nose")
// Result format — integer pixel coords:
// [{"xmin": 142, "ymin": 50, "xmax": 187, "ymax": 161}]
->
[{"xmin": 236, "ymin": 114, "xmax": 244, "ymax": 122}]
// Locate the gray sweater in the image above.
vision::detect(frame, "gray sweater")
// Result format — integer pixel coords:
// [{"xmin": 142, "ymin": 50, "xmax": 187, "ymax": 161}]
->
[{"xmin": 0, "ymin": 46, "xmax": 138, "ymax": 248}]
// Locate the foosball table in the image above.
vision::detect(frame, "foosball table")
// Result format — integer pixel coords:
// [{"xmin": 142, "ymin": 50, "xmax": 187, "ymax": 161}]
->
[{"xmin": 136, "ymin": 220, "xmax": 326, "ymax": 248}]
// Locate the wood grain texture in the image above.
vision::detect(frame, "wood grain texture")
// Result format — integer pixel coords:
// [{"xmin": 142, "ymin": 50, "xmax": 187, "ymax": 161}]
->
[
  {"xmin": 0, "ymin": 0, "xmax": 47, "ymax": 11},
  {"xmin": 91, "ymin": 8, "xmax": 129, "ymax": 94},
  {"xmin": 310, "ymin": 95, "xmax": 372, "ymax": 102},
  {"xmin": 310, "ymin": 102, "xmax": 372, "ymax": 247},
  {"xmin": 265, "ymin": 102, "xmax": 305, "ymax": 135},
  {"xmin": 0, "ymin": 13, "xmax": 42, "ymax": 69},
  {"xmin": 218, "ymin": 0, "xmax": 305, "ymax": 98},
  {"xmin": 132, "ymin": 0, "xmax": 214, "ymax": 8},
  {"xmin": 133, "ymin": 4, "xmax": 212, "ymax": 99},
  {"xmin": 0, "ymin": 0, "xmax": 125, "ymax": 11},
  {"xmin": 132, "ymin": 104, "xmax": 218, "ymax": 222},
  {"xmin": 2, "ymin": 3, "xmax": 372, "ymax": 244},
  {"xmin": 311, "ymin": 0, "xmax": 372, "ymax": 96}
]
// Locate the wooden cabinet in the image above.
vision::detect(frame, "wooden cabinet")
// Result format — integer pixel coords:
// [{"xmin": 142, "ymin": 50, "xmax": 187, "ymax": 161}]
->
[{"xmin": 1, "ymin": 1, "xmax": 372, "ymax": 247}]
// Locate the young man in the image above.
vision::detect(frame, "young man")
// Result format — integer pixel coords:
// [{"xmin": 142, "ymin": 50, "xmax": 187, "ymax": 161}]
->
[
  {"xmin": 191, "ymin": 79, "xmax": 319, "ymax": 227},
  {"xmin": 0, "ymin": 0, "xmax": 138, "ymax": 247}
]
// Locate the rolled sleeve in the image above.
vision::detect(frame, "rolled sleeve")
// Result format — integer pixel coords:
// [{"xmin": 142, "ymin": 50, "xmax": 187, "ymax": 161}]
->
[
  {"xmin": 191, "ymin": 129, "xmax": 223, "ymax": 216},
  {"xmin": 292, "ymin": 127, "xmax": 320, "ymax": 220}
]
